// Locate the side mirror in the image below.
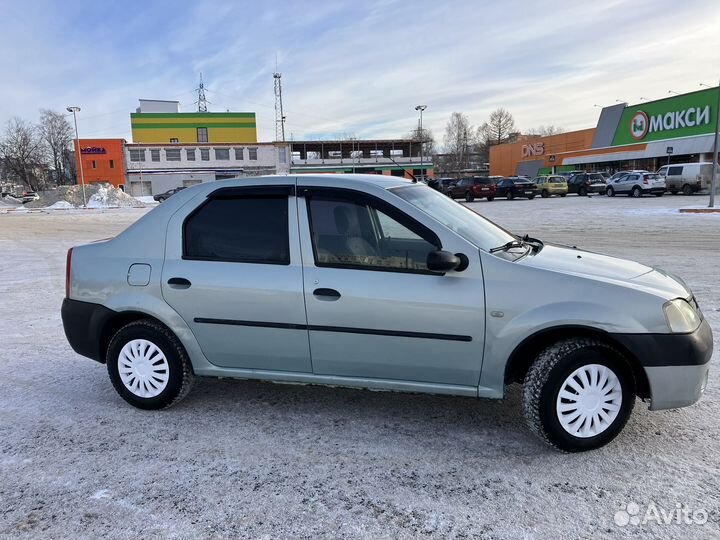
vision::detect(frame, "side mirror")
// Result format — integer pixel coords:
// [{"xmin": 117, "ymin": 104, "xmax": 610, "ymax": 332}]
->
[{"xmin": 427, "ymin": 250, "xmax": 468, "ymax": 272}]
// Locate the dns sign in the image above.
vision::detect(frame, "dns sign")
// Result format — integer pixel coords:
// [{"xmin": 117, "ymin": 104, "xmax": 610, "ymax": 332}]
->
[{"xmin": 521, "ymin": 142, "xmax": 544, "ymax": 158}]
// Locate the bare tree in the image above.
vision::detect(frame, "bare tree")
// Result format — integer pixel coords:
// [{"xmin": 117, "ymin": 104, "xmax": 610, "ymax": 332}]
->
[
  {"xmin": 478, "ymin": 108, "xmax": 517, "ymax": 146},
  {"xmin": 526, "ymin": 125, "xmax": 565, "ymax": 137},
  {"xmin": 38, "ymin": 109, "xmax": 74, "ymax": 184},
  {"xmin": 0, "ymin": 118, "xmax": 46, "ymax": 191},
  {"xmin": 407, "ymin": 125, "xmax": 436, "ymax": 159},
  {"xmin": 444, "ymin": 112, "xmax": 475, "ymax": 171}
]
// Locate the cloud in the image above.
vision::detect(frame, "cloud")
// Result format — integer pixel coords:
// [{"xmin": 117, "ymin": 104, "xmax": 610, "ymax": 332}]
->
[{"xmin": 1, "ymin": 0, "xmax": 718, "ymax": 146}]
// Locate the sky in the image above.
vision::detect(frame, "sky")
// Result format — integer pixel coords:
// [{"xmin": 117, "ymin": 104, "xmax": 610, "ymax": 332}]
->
[{"xmin": 1, "ymin": 0, "xmax": 719, "ymax": 146}]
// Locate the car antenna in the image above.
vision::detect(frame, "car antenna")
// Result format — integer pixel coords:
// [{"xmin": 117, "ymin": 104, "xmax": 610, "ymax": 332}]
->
[{"xmin": 386, "ymin": 154, "xmax": 418, "ymax": 182}]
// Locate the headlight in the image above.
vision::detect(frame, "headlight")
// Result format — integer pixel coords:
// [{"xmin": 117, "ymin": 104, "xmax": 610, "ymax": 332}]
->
[{"xmin": 663, "ymin": 299, "xmax": 701, "ymax": 333}]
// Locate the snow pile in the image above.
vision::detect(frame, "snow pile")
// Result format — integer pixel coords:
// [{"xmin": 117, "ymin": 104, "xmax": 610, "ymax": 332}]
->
[
  {"xmin": 86, "ymin": 185, "xmax": 143, "ymax": 208},
  {"xmin": 48, "ymin": 201, "xmax": 74, "ymax": 210},
  {"xmin": 26, "ymin": 183, "xmax": 143, "ymax": 209}
]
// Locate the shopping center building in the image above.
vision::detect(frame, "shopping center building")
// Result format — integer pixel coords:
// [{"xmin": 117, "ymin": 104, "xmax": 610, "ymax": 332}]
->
[{"xmin": 490, "ymin": 87, "xmax": 719, "ymax": 177}]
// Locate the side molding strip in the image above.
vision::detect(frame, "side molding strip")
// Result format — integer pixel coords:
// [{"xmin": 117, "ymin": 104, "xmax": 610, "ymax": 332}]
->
[{"xmin": 193, "ymin": 318, "xmax": 472, "ymax": 342}]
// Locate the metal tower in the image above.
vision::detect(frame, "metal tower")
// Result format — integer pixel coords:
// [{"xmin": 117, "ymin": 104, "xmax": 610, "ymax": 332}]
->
[
  {"xmin": 196, "ymin": 73, "xmax": 209, "ymax": 112},
  {"xmin": 273, "ymin": 72, "xmax": 286, "ymax": 141}
]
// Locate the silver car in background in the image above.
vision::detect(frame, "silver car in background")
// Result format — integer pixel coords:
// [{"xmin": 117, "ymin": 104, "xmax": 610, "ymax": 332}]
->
[
  {"xmin": 61, "ymin": 175, "xmax": 712, "ymax": 452},
  {"xmin": 606, "ymin": 171, "xmax": 666, "ymax": 197}
]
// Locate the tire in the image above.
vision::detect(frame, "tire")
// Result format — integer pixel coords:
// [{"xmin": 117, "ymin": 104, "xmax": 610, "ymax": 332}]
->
[
  {"xmin": 682, "ymin": 184, "xmax": 693, "ymax": 196},
  {"xmin": 528, "ymin": 194, "xmax": 536, "ymax": 200},
  {"xmin": 541, "ymin": 190, "xmax": 549, "ymax": 198},
  {"xmin": 560, "ymin": 193, "xmax": 567, "ymax": 197},
  {"xmin": 606, "ymin": 187, "xmax": 615, "ymax": 197},
  {"xmin": 522, "ymin": 338, "xmax": 635, "ymax": 452},
  {"xmin": 465, "ymin": 191, "xmax": 474, "ymax": 202},
  {"xmin": 578, "ymin": 187, "xmax": 588, "ymax": 197},
  {"xmin": 508, "ymin": 191, "xmax": 515, "ymax": 200},
  {"xmin": 670, "ymin": 190, "xmax": 678, "ymax": 195},
  {"xmin": 631, "ymin": 186, "xmax": 642, "ymax": 198},
  {"xmin": 486, "ymin": 196, "xmax": 494, "ymax": 202},
  {"xmin": 655, "ymin": 192, "xmax": 664, "ymax": 197},
  {"xmin": 106, "ymin": 319, "xmax": 195, "ymax": 410}
]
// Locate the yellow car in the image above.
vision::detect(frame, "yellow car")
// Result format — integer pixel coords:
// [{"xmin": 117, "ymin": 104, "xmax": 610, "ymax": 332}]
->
[{"xmin": 533, "ymin": 175, "xmax": 568, "ymax": 198}]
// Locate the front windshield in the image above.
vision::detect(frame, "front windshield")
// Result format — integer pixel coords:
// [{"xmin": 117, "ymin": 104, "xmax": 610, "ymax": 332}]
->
[{"xmin": 390, "ymin": 184, "xmax": 517, "ymax": 251}]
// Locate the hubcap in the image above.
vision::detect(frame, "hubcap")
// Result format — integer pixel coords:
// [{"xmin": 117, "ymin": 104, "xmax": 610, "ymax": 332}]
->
[
  {"xmin": 118, "ymin": 339, "xmax": 169, "ymax": 398},
  {"xmin": 556, "ymin": 364, "xmax": 622, "ymax": 438}
]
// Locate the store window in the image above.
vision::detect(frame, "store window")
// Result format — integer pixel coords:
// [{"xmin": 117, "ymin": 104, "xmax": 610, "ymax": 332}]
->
[
  {"xmin": 186, "ymin": 148, "xmax": 196, "ymax": 161},
  {"xmin": 234, "ymin": 147, "xmax": 244, "ymax": 160},
  {"xmin": 109, "ymin": 160, "xmax": 115, "ymax": 169},
  {"xmin": 197, "ymin": 127, "xmax": 208, "ymax": 143},
  {"xmin": 129, "ymin": 149, "xmax": 146, "ymax": 162},
  {"xmin": 200, "ymin": 148, "xmax": 210, "ymax": 161},
  {"xmin": 215, "ymin": 148, "xmax": 230, "ymax": 161},
  {"xmin": 248, "ymin": 147, "xmax": 258, "ymax": 161},
  {"xmin": 166, "ymin": 148, "xmax": 181, "ymax": 161},
  {"xmin": 151, "ymin": 149, "xmax": 161, "ymax": 162}
]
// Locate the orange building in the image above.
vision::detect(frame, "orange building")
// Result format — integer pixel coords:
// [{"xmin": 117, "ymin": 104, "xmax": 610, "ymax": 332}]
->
[{"xmin": 73, "ymin": 138, "xmax": 126, "ymax": 189}]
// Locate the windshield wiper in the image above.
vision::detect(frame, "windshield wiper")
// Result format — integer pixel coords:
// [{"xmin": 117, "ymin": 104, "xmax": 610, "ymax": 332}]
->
[{"xmin": 490, "ymin": 240, "xmax": 527, "ymax": 253}]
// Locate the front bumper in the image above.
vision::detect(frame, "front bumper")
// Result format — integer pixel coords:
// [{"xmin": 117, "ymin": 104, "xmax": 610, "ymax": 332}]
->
[
  {"xmin": 588, "ymin": 184, "xmax": 607, "ymax": 193},
  {"xmin": 612, "ymin": 318, "xmax": 713, "ymax": 410},
  {"xmin": 62, "ymin": 298, "xmax": 116, "ymax": 363}
]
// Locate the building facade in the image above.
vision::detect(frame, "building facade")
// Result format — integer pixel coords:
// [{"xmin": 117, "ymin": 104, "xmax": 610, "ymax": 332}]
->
[
  {"xmin": 72, "ymin": 138, "xmax": 127, "ymax": 189},
  {"xmin": 490, "ymin": 87, "xmax": 719, "ymax": 177},
  {"xmin": 289, "ymin": 139, "xmax": 433, "ymax": 179},
  {"xmin": 131, "ymin": 100, "xmax": 257, "ymax": 144},
  {"xmin": 124, "ymin": 142, "xmax": 290, "ymax": 196}
]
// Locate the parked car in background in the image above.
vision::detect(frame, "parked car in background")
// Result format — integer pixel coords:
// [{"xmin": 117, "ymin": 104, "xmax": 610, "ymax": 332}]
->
[
  {"xmin": 533, "ymin": 175, "xmax": 568, "ymax": 198},
  {"xmin": 655, "ymin": 162, "xmax": 714, "ymax": 195},
  {"xmin": 153, "ymin": 187, "xmax": 186, "ymax": 202},
  {"xmin": 608, "ymin": 171, "xmax": 630, "ymax": 183},
  {"xmin": 558, "ymin": 170, "xmax": 584, "ymax": 179},
  {"xmin": 598, "ymin": 171, "xmax": 611, "ymax": 180},
  {"xmin": 448, "ymin": 177, "xmax": 496, "ymax": 202},
  {"xmin": 495, "ymin": 177, "xmax": 538, "ymax": 199},
  {"xmin": 488, "ymin": 175, "xmax": 504, "ymax": 184},
  {"xmin": 20, "ymin": 191, "xmax": 39, "ymax": 203},
  {"xmin": 567, "ymin": 173, "xmax": 607, "ymax": 196},
  {"xmin": 429, "ymin": 178, "xmax": 457, "ymax": 195},
  {"xmin": 606, "ymin": 172, "xmax": 665, "ymax": 197}
]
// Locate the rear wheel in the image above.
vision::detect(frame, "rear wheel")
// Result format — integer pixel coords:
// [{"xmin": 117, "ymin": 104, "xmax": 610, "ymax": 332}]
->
[
  {"xmin": 541, "ymin": 190, "xmax": 549, "ymax": 198},
  {"xmin": 522, "ymin": 338, "xmax": 635, "ymax": 452},
  {"xmin": 655, "ymin": 192, "xmax": 664, "ymax": 197},
  {"xmin": 682, "ymin": 184, "xmax": 693, "ymax": 196},
  {"xmin": 107, "ymin": 320, "xmax": 195, "ymax": 410},
  {"xmin": 670, "ymin": 190, "xmax": 678, "ymax": 195},
  {"xmin": 578, "ymin": 187, "xmax": 588, "ymax": 197},
  {"xmin": 528, "ymin": 194, "xmax": 536, "ymax": 200},
  {"xmin": 560, "ymin": 193, "xmax": 567, "ymax": 197},
  {"xmin": 606, "ymin": 186, "xmax": 615, "ymax": 197},
  {"xmin": 486, "ymin": 196, "xmax": 494, "ymax": 202},
  {"xmin": 508, "ymin": 191, "xmax": 515, "ymax": 200},
  {"xmin": 631, "ymin": 186, "xmax": 642, "ymax": 198},
  {"xmin": 465, "ymin": 191, "xmax": 474, "ymax": 202}
]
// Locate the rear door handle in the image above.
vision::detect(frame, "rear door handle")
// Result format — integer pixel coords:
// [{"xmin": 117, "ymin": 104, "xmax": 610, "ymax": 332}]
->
[
  {"xmin": 167, "ymin": 277, "xmax": 191, "ymax": 289},
  {"xmin": 313, "ymin": 288, "xmax": 341, "ymax": 300}
]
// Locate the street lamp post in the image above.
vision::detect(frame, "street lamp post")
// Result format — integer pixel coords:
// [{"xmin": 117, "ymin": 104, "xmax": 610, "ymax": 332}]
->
[
  {"xmin": 66, "ymin": 106, "xmax": 87, "ymax": 207},
  {"xmin": 415, "ymin": 105, "xmax": 427, "ymax": 181},
  {"xmin": 709, "ymin": 81, "xmax": 720, "ymax": 208}
]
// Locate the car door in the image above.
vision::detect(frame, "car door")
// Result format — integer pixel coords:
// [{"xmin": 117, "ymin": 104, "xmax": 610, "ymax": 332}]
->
[
  {"xmin": 296, "ymin": 184, "xmax": 486, "ymax": 388},
  {"xmin": 161, "ymin": 183, "xmax": 312, "ymax": 372},
  {"xmin": 496, "ymin": 180, "xmax": 509, "ymax": 197}
]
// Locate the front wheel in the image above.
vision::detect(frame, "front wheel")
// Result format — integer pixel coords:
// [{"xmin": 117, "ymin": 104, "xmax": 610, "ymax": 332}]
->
[
  {"xmin": 607, "ymin": 187, "xmax": 615, "ymax": 197},
  {"xmin": 107, "ymin": 320, "xmax": 195, "ymax": 409},
  {"xmin": 578, "ymin": 187, "xmax": 588, "ymax": 197},
  {"xmin": 632, "ymin": 186, "xmax": 642, "ymax": 198},
  {"xmin": 682, "ymin": 184, "xmax": 693, "ymax": 196},
  {"xmin": 541, "ymin": 190, "xmax": 549, "ymax": 198},
  {"xmin": 522, "ymin": 338, "xmax": 635, "ymax": 452},
  {"xmin": 508, "ymin": 191, "xmax": 515, "ymax": 200}
]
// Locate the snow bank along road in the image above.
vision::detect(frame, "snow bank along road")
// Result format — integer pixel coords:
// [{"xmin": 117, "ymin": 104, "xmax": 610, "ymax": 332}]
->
[{"xmin": 0, "ymin": 195, "xmax": 718, "ymax": 540}]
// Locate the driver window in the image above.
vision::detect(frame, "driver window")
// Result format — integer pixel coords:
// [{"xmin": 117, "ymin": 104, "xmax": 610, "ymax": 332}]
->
[{"xmin": 308, "ymin": 196, "xmax": 439, "ymax": 272}]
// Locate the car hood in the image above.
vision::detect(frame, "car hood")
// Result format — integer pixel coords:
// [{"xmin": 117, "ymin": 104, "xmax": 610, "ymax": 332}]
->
[{"xmin": 517, "ymin": 244, "xmax": 690, "ymax": 299}]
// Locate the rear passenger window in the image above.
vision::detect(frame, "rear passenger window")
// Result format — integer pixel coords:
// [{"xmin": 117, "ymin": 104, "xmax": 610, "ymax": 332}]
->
[{"xmin": 184, "ymin": 197, "xmax": 289, "ymax": 264}]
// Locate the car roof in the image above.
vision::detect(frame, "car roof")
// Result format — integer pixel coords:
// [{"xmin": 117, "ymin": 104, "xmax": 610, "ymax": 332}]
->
[{"xmin": 202, "ymin": 173, "xmax": 415, "ymax": 191}]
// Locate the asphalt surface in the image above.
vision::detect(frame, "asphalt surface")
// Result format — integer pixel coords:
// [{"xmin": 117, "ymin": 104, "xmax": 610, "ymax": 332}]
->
[{"xmin": 1, "ymin": 194, "xmax": 718, "ymax": 539}]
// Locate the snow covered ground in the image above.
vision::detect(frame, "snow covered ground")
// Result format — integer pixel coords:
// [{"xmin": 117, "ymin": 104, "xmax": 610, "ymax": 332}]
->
[{"xmin": 0, "ymin": 194, "xmax": 718, "ymax": 539}]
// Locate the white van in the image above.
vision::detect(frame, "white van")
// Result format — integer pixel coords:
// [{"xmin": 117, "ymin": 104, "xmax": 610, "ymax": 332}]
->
[{"xmin": 655, "ymin": 162, "xmax": 714, "ymax": 195}]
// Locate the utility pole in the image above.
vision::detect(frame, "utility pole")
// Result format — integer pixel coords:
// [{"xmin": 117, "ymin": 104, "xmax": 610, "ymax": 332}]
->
[
  {"xmin": 415, "ymin": 105, "xmax": 427, "ymax": 181},
  {"xmin": 274, "ymin": 72, "xmax": 286, "ymax": 142},
  {"xmin": 66, "ymin": 106, "xmax": 87, "ymax": 207},
  {"xmin": 710, "ymin": 81, "xmax": 720, "ymax": 208},
  {"xmin": 196, "ymin": 73, "xmax": 209, "ymax": 112}
]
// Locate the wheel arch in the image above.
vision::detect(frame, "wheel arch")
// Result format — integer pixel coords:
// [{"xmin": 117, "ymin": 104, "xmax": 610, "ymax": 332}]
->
[
  {"xmin": 504, "ymin": 325, "xmax": 650, "ymax": 399},
  {"xmin": 99, "ymin": 311, "xmax": 177, "ymax": 364}
]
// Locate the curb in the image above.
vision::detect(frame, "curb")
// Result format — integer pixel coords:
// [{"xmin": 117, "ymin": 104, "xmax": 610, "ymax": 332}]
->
[{"xmin": 678, "ymin": 208, "xmax": 720, "ymax": 214}]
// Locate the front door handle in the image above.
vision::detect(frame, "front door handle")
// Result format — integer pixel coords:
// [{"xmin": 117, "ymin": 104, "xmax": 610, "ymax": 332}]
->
[
  {"xmin": 167, "ymin": 277, "xmax": 191, "ymax": 289},
  {"xmin": 313, "ymin": 288, "xmax": 341, "ymax": 300}
]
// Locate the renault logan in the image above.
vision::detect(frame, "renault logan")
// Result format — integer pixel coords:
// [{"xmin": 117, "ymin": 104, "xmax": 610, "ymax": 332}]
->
[{"xmin": 61, "ymin": 175, "xmax": 712, "ymax": 452}]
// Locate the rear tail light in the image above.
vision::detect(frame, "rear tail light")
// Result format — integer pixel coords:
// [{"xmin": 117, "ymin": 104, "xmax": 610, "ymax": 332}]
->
[
  {"xmin": 643, "ymin": 177, "xmax": 649, "ymax": 185},
  {"xmin": 65, "ymin": 247, "xmax": 73, "ymax": 298}
]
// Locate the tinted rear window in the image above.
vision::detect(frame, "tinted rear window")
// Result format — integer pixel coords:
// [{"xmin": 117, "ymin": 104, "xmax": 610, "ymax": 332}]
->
[
  {"xmin": 588, "ymin": 173, "xmax": 604, "ymax": 181},
  {"xmin": 473, "ymin": 177, "xmax": 493, "ymax": 185},
  {"xmin": 184, "ymin": 197, "xmax": 290, "ymax": 264}
]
